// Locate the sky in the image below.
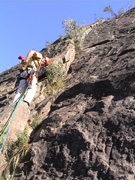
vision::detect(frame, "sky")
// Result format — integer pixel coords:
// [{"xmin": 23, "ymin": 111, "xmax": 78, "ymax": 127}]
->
[{"xmin": 0, "ymin": 0, "xmax": 135, "ymax": 73}]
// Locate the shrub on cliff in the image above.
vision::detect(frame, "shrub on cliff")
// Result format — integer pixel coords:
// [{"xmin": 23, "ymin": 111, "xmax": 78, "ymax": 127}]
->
[
  {"xmin": 44, "ymin": 61, "xmax": 65, "ymax": 97},
  {"xmin": 62, "ymin": 18, "xmax": 85, "ymax": 57}
]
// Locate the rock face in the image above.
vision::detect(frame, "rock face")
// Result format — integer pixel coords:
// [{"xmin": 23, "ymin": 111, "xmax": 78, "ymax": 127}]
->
[
  {"xmin": 0, "ymin": 8, "xmax": 135, "ymax": 180},
  {"xmin": 0, "ymin": 37, "xmax": 75, "ymax": 175}
]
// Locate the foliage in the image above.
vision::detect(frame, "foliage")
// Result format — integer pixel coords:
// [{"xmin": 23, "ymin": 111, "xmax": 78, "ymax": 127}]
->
[
  {"xmin": 94, "ymin": 4, "xmax": 133, "ymax": 21},
  {"xmin": 44, "ymin": 61, "xmax": 65, "ymax": 97},
  {"xmin": 46, "ymin": 61, "xmax": 65, "ymax": 83},
  {"xmin": 44, "ymin": 79, "xmax": 65, "ymax": 98},
  {"xmin": 32, "ymin": 112, "xmax": 41, "ymax": 129},
  {"xmin": 45, "ymin": 41, "xmax": 52, "ymax": 57},
  {"xmin": 104, "ymin": 5, "xmax": 117, "ymax": 17},
  {"xmin": 94, "ymin": 14, "xmax": 104, "ymax": 22},
  {"xmin": 7, "ymin": 132, "xmax": 29, "ymax": 176},
  {"xmin": 0, "ymin": 176, "xmax": 5, "ymax": 180},
  {"xmin": 118, "ymin": 4, "xmax": 133, "ymax": 15},
  {"xmin": 104, "ymin": 4, "xmax": 133, "ymax": 18},
  {"xmin": 62, "ymin": 19, "xmax": 85, "ymax": 56}
]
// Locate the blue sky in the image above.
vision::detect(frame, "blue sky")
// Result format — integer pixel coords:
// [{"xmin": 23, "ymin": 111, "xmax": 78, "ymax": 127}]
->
[{"xmin": 0, "ymin": 0, "xmax": 135, "ymax": 73}]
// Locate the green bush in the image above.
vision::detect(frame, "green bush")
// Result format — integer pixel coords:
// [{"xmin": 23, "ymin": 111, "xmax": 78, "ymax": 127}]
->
[
  {"xmin": 62, "ymin": 18, "xmax": 85, "ymax": 57},
  {"xmin": 32, "ymin": 112, "xmax": 41, "ymax": 129},
  {"xmin": 7, "ymin": 132, "xmax": 29, "ymax": 176},
  {"xmin": 62, "ymin": 19, "xmax": 85, "ymax": 42},
  {"xmin": 44, "ymin": 61, "xmax": 65, "ymax": 97},
  {"xmin": 104, "ymin": 4, "xmax": 133, "ymax": 18}
]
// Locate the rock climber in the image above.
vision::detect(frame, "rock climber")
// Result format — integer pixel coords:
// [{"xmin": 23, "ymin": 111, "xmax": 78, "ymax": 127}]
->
[{"xmin": 13, "ymin": 50, "xmax": 50, "ymax": 106}]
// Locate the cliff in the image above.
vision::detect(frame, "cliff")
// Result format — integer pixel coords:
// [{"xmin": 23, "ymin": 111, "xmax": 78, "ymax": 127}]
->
[{"xmin": 0, "ymin": 8, "xmax": 135, "ymax": 180}]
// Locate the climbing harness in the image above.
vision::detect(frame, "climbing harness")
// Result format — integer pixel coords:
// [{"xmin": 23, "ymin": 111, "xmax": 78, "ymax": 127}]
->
[{"xmin": 0, "ymin": 89, "xmax": 28, "ymax": 154}]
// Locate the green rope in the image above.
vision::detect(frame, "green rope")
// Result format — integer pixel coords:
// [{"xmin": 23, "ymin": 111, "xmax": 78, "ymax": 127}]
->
[
  {"xmin": 0, "ymin": 104, "xmax": 18, "ymax": 144},
  {"xmin": 0, "ymin": 89, "xmax": 28, "ymax": 153}
]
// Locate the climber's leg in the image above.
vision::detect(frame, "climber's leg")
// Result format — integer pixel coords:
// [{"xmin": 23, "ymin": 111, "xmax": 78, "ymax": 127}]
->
[
  {"xmin": 13, "ymin": 79, "xmax": 27, "ymax": 103},
  {"xmin": 23, "ymin": 75, "xmax": 38, "ymax": 105},
  {"xmin": 13, "ymin": 70, "xmax": 29, "ymax": 103}
]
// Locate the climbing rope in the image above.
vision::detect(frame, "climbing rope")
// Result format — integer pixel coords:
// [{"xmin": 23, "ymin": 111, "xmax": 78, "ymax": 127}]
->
[{"xmin": 0, "ymin": 89, "xmax": 28, "ymax": 153}]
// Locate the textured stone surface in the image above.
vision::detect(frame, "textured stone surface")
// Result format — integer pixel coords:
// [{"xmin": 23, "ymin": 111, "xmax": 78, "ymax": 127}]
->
[
  {"xmin": 1, "ymin": 8, "xmax": 135, "ymax": 180},
  {"xmin": 0, "ymin": 36, "xmax": 76, "ymax": 176}
]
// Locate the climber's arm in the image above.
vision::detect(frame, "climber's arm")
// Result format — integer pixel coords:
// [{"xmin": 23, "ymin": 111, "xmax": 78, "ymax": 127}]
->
[{"xmin": 25, "ymin": 50, "xmax": 38, "ymax": 62}]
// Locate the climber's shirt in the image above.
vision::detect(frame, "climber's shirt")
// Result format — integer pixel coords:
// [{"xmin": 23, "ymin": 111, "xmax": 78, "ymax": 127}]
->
[{"xmin": 20, "ymin": 52, "xmax": 43, "ymax": 72}]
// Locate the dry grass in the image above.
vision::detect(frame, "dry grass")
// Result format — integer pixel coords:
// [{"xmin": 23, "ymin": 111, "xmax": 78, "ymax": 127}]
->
[{"xmin": 7, "ymin": 132, "xmax": 29, "ymax": 176}]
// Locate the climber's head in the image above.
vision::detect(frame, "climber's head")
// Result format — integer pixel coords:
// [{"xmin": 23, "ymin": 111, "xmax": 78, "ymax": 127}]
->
[{"xmin": 43, "ymin": 56, "xmax": 50, "ymax": 66}]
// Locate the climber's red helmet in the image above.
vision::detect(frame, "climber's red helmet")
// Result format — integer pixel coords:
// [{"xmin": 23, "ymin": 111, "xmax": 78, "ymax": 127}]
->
[{"xmin": 43, "ymin": 56, "xmax": 50, "ymax": 66}]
